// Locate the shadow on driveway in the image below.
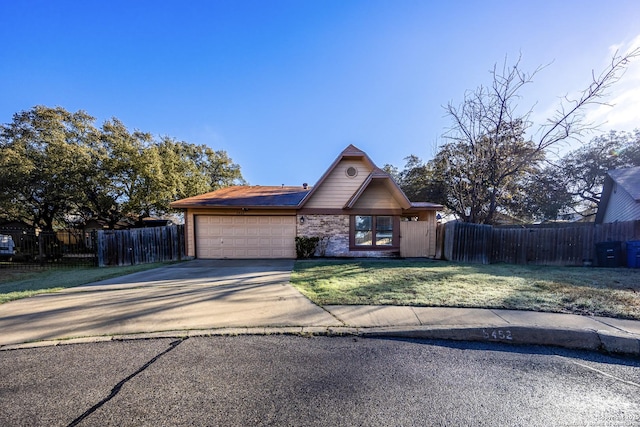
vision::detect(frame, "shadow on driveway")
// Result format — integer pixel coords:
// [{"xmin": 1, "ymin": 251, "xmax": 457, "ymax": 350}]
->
[{"xmin": 0, "ymin": 259, "xmax": 341, "ymax": 346}]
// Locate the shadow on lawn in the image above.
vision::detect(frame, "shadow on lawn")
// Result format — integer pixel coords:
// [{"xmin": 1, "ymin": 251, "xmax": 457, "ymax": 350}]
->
[{"xmin": 292, "ymin": 259, "xmax": 640, "ymax": 320}]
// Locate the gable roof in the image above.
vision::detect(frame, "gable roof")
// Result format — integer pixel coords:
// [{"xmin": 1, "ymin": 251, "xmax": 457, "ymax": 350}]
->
[
  {"xmin": 299, "ymin": 144, "xmax": 410, "ymax": 208},
  {"xmin": 608, "ymin": 166, "xmax": 640, "ymax": 201},
  {"xmin": 344, "ymin": 167, "xmax": 412, "ymax": 209},
  {"xmin": 170, "ymin": 186, "xmax": 311, "ymax": 209},
  {"xmin": 170, "ymin": 144, "xmax": 442, "ymax": 212},
  {"xmin": 595, "ymin": 166, "xmax": 640, "ymax": 223}
]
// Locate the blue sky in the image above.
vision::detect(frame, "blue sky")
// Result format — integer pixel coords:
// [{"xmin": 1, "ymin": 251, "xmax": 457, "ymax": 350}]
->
[{"xmin": 2, "ymin": 0, "xmax": 640, "ymax": 186}]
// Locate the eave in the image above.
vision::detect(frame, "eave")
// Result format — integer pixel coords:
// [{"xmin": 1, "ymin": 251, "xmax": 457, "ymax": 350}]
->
[{"xmin": 299, "ymin": 144, "xmax": 377, "ymax": 207}]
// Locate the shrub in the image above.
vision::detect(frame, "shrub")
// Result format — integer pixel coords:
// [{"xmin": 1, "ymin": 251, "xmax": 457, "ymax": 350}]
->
[{"xmin": 295, "ymin": 236, "xmax": 319, "ymax": 259}]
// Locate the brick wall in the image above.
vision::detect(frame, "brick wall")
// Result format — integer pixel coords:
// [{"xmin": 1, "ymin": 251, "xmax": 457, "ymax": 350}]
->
[
  {"xmin": 297, "ymin": 214, "xmax": 348, "ymax": 256},
  {"xmin": 296, "ymin": 214, "xmax": 398, "ymax": 258}
]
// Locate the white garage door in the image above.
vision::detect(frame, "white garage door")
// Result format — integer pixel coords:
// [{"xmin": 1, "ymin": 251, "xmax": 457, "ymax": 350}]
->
[{"xmin": 195, "ymin": 215, "xmax": 296, "ymax": 259}]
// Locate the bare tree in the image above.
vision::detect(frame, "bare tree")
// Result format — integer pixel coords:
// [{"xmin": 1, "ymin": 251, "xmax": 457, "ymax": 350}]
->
[{"xmin": 437, "ymin": 48, "xmax": 640, "ymax": 224}]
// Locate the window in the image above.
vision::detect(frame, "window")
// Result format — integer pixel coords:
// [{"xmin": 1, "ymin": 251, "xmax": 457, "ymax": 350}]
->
[
  {"xmin": 345, "ymin": 166, "xmax": 358, "ymax": 178},
  {"xmin": 353, "ymin": 215, "xmax": 394, "ymax": 248},
  {"xmin": 354, "ymin": 215, "xmax": 373, "ymax": 245},
  {"xmin": 375, "ymin": 216, "xmax": 393, "ymax": 246}
]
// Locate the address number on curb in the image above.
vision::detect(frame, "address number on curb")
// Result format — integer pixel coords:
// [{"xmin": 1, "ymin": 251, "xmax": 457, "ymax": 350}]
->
[{"xmin": 482, "ymin": 329, "xmax": 513, "ymax": 341}]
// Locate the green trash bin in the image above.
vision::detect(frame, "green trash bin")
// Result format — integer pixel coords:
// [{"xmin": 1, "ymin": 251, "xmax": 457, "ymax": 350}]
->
[
  {"xmin": 595, "ymin": 241, "xmax": 622, "ymax": 268},
  {"xmin": 627, "ymin": 241, "xmax": 640, "ymax": 268}
]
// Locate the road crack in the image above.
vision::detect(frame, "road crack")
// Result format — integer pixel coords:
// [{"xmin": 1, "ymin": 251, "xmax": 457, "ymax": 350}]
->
[{"xmin": 67, "ymin": 338, "xmax": 187, "ymax": 426}]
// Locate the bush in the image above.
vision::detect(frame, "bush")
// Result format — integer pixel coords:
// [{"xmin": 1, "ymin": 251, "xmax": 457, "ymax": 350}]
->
[{"xmin": 295, "ymin": 236, "xmax": 319, "ymax": 259}]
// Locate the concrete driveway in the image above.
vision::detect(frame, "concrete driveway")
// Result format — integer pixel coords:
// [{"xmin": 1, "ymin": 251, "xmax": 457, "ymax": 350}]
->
[{"xmin": 0, "ymin": 260, "xmax": 342, "ymax": 346}]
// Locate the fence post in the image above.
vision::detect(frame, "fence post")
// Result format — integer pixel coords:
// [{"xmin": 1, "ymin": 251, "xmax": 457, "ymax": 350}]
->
[{"xmin": 96, "ymin": 230, "xmax": 104, "ymax": 267}]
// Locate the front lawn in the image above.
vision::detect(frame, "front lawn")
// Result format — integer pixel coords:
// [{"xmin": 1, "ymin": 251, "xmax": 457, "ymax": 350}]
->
[
  {"xmin": 291, "ymin": 259, "xmax": 640, "ymax": 320},
  {"xmin": 0, "ymin": 263, "xmax": 174, "ymax": 304}
]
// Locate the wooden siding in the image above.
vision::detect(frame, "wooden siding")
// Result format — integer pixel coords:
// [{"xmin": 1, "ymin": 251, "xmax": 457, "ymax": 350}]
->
[
  {"xmin": 352, "ymin": 180, "xmax": 403, "ymax": 209},
  {"xmin": 304, "ymin": 159, "xmax": 370, "ymax": 209},
  {"xmin": 185, "ymin": 210, "xmax": 195, "ymax": 257},
  {"xmin": 400, "ymin": 221, "xmax": 437, "ymax": 257},
  {"xmin": 603, "ymin": 183, "xmax": 640, "ymax": 223}
]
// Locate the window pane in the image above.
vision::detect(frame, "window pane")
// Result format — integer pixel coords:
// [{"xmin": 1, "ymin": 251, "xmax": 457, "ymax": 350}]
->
[
  {"xmin": 376, "ymin": 231, "xmax": 393, "ymax": 246},
  {"xmin": 355, "ymin": 231, "xmax": 372, "ymax": 246},
  {"xmin": 377, "ymin": 216, "xmax": 393, "ymax": 231},
  {"xmin": 355, "ymin": 216, "xmax": 372, "ymax": 231},
  {"xmin": 352, "ymin": 216, "xmax": 394, "ymax": 247}
]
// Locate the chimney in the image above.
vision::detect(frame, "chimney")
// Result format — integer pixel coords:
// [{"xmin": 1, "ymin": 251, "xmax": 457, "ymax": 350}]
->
[{"xmin": 303, "ymin": 183, "xmax": 308, "ymax": 190}]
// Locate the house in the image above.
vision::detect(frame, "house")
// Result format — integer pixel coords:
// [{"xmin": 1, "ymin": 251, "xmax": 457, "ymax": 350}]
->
[
  {"xmin": 595, "ymin": 166, "xmax": 640, "ymax": 224},
  {"xmin": 170, "ymin": 144, "xmax": 442, "ymax": 259}
]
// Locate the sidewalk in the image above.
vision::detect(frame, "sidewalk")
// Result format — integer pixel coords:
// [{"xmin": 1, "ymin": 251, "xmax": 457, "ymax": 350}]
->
[
  {"xmin": 3, "ymin": 304, "xmax": 639, "ymax": 356},
  {"xmin": 1, "ymin": 259, "xmax": 639, "ymax": 355}
]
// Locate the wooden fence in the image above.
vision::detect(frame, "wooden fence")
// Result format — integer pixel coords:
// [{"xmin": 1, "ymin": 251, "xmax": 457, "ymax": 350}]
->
[
  {"xmin": 96, "ymin": 225, "xmax": 185, "ymax": 267},
  {"xmin": 438, "ymin": 220, "xmax": 640, "ymax": 266},
  {"xmin": 442, "ymin": 222, "xmax": 493, "ymax": 264},
  {"xmin": 400, "ymin": 221, "xmax": 437, "ymax": 257}
]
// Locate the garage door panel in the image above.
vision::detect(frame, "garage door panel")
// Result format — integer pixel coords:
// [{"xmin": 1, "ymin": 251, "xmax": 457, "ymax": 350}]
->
[
  {"xmin": 195, "ymin": 215, "xmax": 296, "ymax": 259},
  {"xmin": 245, "ymin": 228, "xmax": 259, "ymax": 237}
]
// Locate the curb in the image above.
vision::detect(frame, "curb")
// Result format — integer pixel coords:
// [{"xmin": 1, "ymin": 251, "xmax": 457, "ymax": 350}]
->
[
  {"xmin": 1, "ymin": 326, "xmax": 639, "ymax": 356},
  {"xmin": 356, "ymin": 326, "xmax": 640, "ymax": 356}
]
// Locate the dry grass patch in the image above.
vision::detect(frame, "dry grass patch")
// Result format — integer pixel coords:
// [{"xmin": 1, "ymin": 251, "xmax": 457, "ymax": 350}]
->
[{"xmin": 291, "ymin": 260, "xmax": 640, "ymax": 320}]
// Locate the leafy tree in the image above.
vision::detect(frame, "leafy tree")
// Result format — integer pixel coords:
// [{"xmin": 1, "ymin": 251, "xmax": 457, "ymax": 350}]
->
[
  {"xmin": 384, "ymin": 156, "xmax": 446, "ymax": 204},
  {"xmin": 439, "ymin": 49, "xmax": 639, "ymax": 224},
  {"xmin": 0, "ymin": 106, "xmax": 245, "ymax": 229},
  {"xmin": 78, "ymin": 117, "xmax": 155, "ymax": 227},
  {"xmin": 382, "ymin": 163, "xmax": 400, "ymax": 182},
  {"xmin": 0, "ymin": 106, "xmax": 99, "ymax": 230},
  {"xmin": 508, "ymin": 167, "xmax": 573, "ymax": 222},
  {"xmin": 152, "ymin": 137, "xmax": 244, "ymax": 216},
  {"xmin": 96, "ymin": 122, "xmax": 244, "ymax": 221},
  {"xmin": 530, "ymin": 130, "xmax": 640, "ymax": 220}
]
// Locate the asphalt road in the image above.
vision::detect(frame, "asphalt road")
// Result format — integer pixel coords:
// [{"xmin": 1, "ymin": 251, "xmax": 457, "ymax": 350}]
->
[{"xmin": 1, "ymin": 336, "xmax": 639, "ymax": 426}]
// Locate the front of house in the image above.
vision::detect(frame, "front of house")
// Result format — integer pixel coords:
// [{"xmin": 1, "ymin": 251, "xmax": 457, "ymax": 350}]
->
[{"xmin": 170, "ymin": 145, "xmax": 441, "ymax": 259}]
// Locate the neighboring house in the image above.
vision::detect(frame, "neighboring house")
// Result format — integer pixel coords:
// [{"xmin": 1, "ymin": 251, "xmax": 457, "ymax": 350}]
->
[
  {"xmin": 134, "ymin": 217, "xmax": 174, "ymax": 228},
  {"xmin": 595, "ymin": 166, "xmax": 640, "ymax": 224},
  {"xmin": 170, "ymin": 144, "xmax": 442, "ymax": 259}
]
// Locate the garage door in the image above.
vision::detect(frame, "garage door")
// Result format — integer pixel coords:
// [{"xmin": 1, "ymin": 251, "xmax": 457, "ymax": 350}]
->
[{"xmin": 195, "ymin": 215, "xmax": 296, "ymax": 259}]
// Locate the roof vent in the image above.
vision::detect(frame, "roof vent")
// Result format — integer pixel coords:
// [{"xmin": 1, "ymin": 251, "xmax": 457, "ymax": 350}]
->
[{"xmin": 303, "ymin": 183, "xmax": 308, "ymax": 189}]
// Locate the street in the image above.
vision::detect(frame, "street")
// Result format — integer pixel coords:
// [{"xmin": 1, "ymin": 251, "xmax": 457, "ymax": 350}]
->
[{"xmin": 1, "ymin": 336, "xmax": 639, "ymax": 426}]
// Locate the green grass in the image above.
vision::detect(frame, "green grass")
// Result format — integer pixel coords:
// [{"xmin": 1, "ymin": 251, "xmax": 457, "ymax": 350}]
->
[
  {"xmin": 0, "ymin": 263, "xmax": 175, "ymax": 304},
  {"xmin": 291, "ymin": 259, "xmax": 640, "ymax": 320}
]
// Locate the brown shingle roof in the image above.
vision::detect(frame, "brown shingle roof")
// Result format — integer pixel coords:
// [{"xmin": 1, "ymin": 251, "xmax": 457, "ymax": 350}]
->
[{"xmin": 170, "ymin": 186, "xmax": 311, "ymax": 209}]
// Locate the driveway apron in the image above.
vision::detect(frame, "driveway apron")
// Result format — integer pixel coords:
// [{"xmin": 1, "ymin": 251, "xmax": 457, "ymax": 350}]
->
[{"xmin": 0, "ymin": 260, "xmax": 342, "ymax": 346}]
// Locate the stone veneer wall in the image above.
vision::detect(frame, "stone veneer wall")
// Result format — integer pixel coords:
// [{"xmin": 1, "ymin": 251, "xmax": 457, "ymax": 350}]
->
[
  {"xmin": 296, "ymin": 214, "xmax": 399, "ymax": 258},
  {"xmin": 297, "ymin": 214, "xmax": 349, "ymax": 257}
]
